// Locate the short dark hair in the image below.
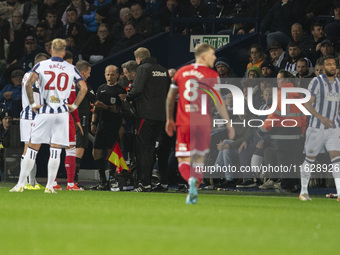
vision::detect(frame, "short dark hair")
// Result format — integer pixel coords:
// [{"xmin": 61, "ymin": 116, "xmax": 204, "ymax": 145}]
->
[
  {"xmin": 310, "ymin": 22, "xmax": 323, "ymax": 32},
  {"xmin": 67, "ymin": 7, "xmax": 78, "ymax": 14},
  {"xmin": 296, "ymin": 58, "xmax": 307, "ymax": 65},
  {"xmin": 76, "ymin": 60, "xmax": 91, "ymax": 72},
  {"xmin": 287, "ymin": 42, "xmax": 300, "ymax": 49},
  {"xmin": 122, "ymin": 60, "xmax": 138, "ymax": 73},
  {"xmin": 321, "ymin": 55, "xmax": 336, "ymax": 65},
  {"xmin": 64, "ymin": 51, "xmax": 73, "ymax": 61}
]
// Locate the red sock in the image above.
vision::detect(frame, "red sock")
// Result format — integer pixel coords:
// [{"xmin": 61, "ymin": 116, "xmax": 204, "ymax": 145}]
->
[
  {"xmin": 65, "ymin": 155, "xmax": 75, "ymax": 183},
  {"xmin": 178, "ymin": 161, "xmax": 190, "ymax": 182}
]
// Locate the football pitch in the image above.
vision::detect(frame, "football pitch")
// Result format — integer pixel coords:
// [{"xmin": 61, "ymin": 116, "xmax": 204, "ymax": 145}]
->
[{"xmin": 1, "ymin": 186, "xmax": 339, "ymax": 255}]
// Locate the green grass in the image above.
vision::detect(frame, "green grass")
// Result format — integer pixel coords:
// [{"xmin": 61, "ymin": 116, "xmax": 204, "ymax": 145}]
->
[{"xmin": 1, "ymin": 186, "xmax": 340, "ymax": 255}]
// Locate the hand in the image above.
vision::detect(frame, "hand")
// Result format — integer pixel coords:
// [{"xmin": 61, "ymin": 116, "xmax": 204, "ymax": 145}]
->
[
  {"xmin": 316, "ymin": 43, "xmax": 321, "ymax": 52},
  {"xmin": 256, "ymin": 139, "xmax": 264, "ymax": 149},
  {"xmin": 67, "ymin": 104, "xmax": 76, "ymax": 113},
  {"xmin": 32, "ymin": 104, "xmax": 43, "ymax": 113},
  {"xmin": 217, "ymin": 141, "xmax": 229, "ymax": 151},
  {"xmin": 108, "ymin": 105, "xmax": 119, "ymax": 113},
  {"xmin": 119, "ymin": 94, "xmax": 127, "ymax": 101},
  {"xmin": 165, "ymin": 119, "xmax": 176, "ymax": 137},
  {"xmin": 3, "ymin": 91, "xmax": 13, "ymax": 100},
  {"xmin": 91, "ymin": 124, "xmax": 97, "ymax": 134},
  {"xmin": 76, "ymin": 122, "xmax": 84, "ymax": 136},
  {"xmin": 238, "ymin": 141, "xmax": 247, "ymax": 153},
  {"xmin": 237, "ymin": 29, "xmax": 245, "ymax": 35},
  {"xmin": 249, "ymin": 28, "xmax": 255, "ymax": 33},
  {"xmin": 165, "ymin": 26, "xmax": 170, "ymax": 32},
  {"xmin": 94, "ymin": 100, "xmax": 108, "ymax": 110},
  {"xmin": 320, "ymin": 116, "xmax": 333, "ymax": 128}
]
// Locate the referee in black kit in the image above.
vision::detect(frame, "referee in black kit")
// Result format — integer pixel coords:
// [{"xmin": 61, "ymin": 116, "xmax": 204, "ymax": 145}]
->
[
  {"xmin": 91, "ymin": 65, "xmax": 127, "ymax": 190},
  {"xmin": 121, "ymin": 47, "xmax": 170, "ymax": 192}
]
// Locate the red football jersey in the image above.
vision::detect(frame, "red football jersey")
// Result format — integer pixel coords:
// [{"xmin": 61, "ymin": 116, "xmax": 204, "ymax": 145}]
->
[{"xmin": 173, "ymin": 64, "xmax": 220, "ymax": 126}]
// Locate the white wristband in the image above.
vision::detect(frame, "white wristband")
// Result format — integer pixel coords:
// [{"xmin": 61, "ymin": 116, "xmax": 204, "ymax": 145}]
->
[
  {"xmin": 71, "ymin": 103, "xmax": 78, "ymax": 110},
  {"xmin": 30, "ymin": 103, "xmax": 36, "ymax": 108}
]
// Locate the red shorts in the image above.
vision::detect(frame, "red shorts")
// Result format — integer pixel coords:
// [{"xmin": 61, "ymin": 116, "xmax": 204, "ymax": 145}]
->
[
  {"xmin": 69, "ymin": 114, "xmax": 76, "ymax": 146},
  {"xmin": 175, "ymin": 125, "xmax": 211, "ymax": 157}
]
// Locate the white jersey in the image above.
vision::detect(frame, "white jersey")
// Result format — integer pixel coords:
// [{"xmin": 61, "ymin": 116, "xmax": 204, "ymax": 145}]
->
[
  {"xmin": 20, "ymin": 70, "xmax": 41, "ymax": 120},
  {"xmin": 32, "ymin": 57, "xmax": 83, "ymax": 114},
  {"xmin": 308, "ymin": 74, "xmax": 340, "ymax": 129}
]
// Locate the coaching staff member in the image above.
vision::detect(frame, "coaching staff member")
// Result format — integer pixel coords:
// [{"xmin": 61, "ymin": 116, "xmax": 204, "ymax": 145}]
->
[{"xmin": 121, "ymin": 47, "xmax": 170, "ymax": 192}]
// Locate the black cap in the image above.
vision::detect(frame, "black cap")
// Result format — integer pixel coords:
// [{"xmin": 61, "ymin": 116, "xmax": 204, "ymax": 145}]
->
[
  {"xmin": 261, "ymin": 60, "xmax": 274, "ymax": 70},
  {"xmin": 0, "ymin": 110, "xmax": 13, "ymax": 121},
  {"xmin": 267, "ymin": 41, "xmax": 283, "ymax": 51},
  {"xmin": 321, "ymin": 39, "xmax": 333, "ymax": 46},
  {"xmin": 11, "ymin": 69, "xmax": 24, "ymax": 78},
  {"xmin": 214, "ymin": 57, "xmax": 230, "ymax": 69}
]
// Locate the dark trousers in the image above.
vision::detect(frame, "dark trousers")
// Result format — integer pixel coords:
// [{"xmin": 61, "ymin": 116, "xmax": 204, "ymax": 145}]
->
[{"xmin": 135, "ymin": 118, "xmax": 164, "ymax": 186}]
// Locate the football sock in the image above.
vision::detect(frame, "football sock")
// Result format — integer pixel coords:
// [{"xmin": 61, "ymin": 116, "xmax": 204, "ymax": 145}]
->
[
  {"xmin": 331, "ymin": 157, "xmax": 340, "ymax": 196},
  {"xmin": 17, "ymin": 148, "xmax": 37, "ymax": 187},
  {"xmin": 178, "ymin": 161, "xmax": 190, "ymax": 182},
  {"xmin": 28, "ymin": 164, "xmax": 37, "ymax": 186},
  {"xmin": 65, "ymin": 147, "xmax": 76, "ymax": 183},
  {"xmin": 300, "ymin": 158, "xmax": 315, "ymax": 194},
  {"xmin": 75, "ymin": 157, "xmax": 81, "ymax": 182},
  {"xmin": 67, "ymin": 183, "xmax": 74, "ymax": 187},
  {"xmin": 95, "ymin": 158, "xmax": 106, "ymax": 183},
  {"xmin": 46, "ymin": 148, "xmax": 62, "ymax": 190},
  {"xmin": 192, "ymin": 163, "xmax": 203, "ymax": 186}
]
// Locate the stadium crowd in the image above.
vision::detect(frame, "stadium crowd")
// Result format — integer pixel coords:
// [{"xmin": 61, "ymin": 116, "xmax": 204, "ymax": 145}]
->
[{"xmin": 1, "ymin": 0, "xmax": 340, "ymax": 201}]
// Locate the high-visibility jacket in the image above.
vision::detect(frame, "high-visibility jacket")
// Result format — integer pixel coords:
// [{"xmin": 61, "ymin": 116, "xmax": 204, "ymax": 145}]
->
[{"xmin": 259, "ymin": 83, "xmax": 306, "ymax": 149}]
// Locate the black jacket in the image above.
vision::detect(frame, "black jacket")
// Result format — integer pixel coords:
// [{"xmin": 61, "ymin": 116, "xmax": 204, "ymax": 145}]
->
[{"xmin": 126, "ymin": 57, "xmax": 170, "ymax": 121}]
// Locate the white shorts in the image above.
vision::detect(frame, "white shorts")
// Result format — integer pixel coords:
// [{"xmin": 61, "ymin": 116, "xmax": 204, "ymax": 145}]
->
[
  {"xmin": 20, "ymin": 119, "xmax": 33, "ymax": 143},
  {"xmin": 304, "ymin": 127, "xmax": 340, "ymax": 157},
  {"xmin": 30, "ymin": 112, "xmax": 69, "ymax": 146}
]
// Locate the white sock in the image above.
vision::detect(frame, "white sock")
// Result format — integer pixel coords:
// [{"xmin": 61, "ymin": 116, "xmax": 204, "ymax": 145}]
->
[
  {"xmin": 331, "ymin": 157, "xmax": 340, "ymax": 196},
  {"xmin": 46, "ymin": 148, "xmax": 62, "ymax": 189},
  {"xmin": 67, "ymin": 183, "xmax": 74, "ymax": 187},
  {"xmin": 251, "ymin": 154, "xmax": 264, "ymax": 174},
  {"xmin": 17, "ymin": 148, "xmax": 38, "ymax": 187},
  {"xmin": 300, "ymin": 158, "xmax": 314, "ymax": 194},
  {"xmin": 28, "ymin": 164, "xmax": 37, "ymax": 186}
]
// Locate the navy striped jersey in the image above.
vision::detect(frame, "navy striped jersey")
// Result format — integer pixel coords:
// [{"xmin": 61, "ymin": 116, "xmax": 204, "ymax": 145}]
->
[{"xmin": 308, "ymin": 73, "xmax": 340, "ymax": 129}]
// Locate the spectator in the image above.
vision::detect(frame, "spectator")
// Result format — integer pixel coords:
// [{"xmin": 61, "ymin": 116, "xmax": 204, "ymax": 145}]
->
[
  {"xmin": 90, "ymin": 65, "xmax": 126, "ymax": 190},
  {"xmin": 20, "ymin": 0, "xmax": 44, "ymax": 28},
  {"xmin": 246, "ymin": 44, "xmax": 266, "ymax": 72},
  {"xmin": 295, "ymin": 58, "xmax": 310, "ymax": 88},
  {"xmin": 315, "ymin": 40, "xmax": 336, "ymax": 62},
  {"xmin": 61, "ymin": 0, "xmax": 90, "ymax": 25},
  {"xmin": 123, "ymin": 47, "xmax": 170, "ymax": 192},
  {"xmin": 0, "ymin": 69, "xmax": 23, "ymax": 114},
  {"xmin": 17, "ymin": 35, "xmax": 44, "ymax": 72},
  {"xmin": 261, "ymin": 60, "xmax": 276, "ymax": 78},
  {"xmin": 83, "ymin": 23, "xmax": 115, "ymax": 64},
  {"xmin": 302, "ymin": 22, "xmax": 325, "ymax": 65},
  {"xmin": 182, "ymin": 0, "xmax": 211, "ymax": 34},
  {"xmin": 82, "ymin": 0, "xmax": 112, "ymax": 34},
  {"xmin": 324, "ymin": 2, "xmax": 340, "ymax": 45},
  {"xmin": 267, "ymin": 41, "xmax": 285, "ymax": 68},
  {"xmin": 0, "ymin": 0, "xmax": 22, "ymax": 21},
  {"xmin": 246, "ymin": 66, "xmax": 261, "ymax": 79},
  {"xmin": 44, "ymin": 8, "xmax": 63, "ymax": 39},
  {"xmin": 40, "ymin": 0, "xmax": 69, "ymax": 21},
  {"xmin": 304, "ymin": 0, "xmax": 334, "ymax": 28},
  {"xmin": 34, "ymin": 21, "xmax": 49, "ymax": 49},
  {"xmin": 215, "ymin": 57, "xmax": 230, "ymax": 78},
  {"xmin": 44, "ymin": 37, "xmax": 52, "ymax": 55},
  {"xmin": 8, "ymin": 10, "xmax": 34, "ymax": 39},
  {"xmin": 281, "ymin": 42, "xmax": 313, "ymax": 75},
  {"xmin": 65, "ymin": 34, "xmax": 83, "ymax": 64},
  {"xmin": 160, "ymin": 0, "xmax": 183, "ymax": 33},
  {"xmin": 111, "ymin": 7, "xmax": 132, "ymax": 41},
  {"xmin": 260, "ymin": 0, "xmax": 304, "ymax": 47},
  {"xmin": 131, "ymin": 2, "xmax": 155, "ymax": 38},
  {"xmin": 108, "ymin": 0, "xmax": 132, "ymax": 25},
  {"xmin": 0, "ymin": 33, "xmax": 9, "ymax": 75},
  {"xmin": 54, "ymin": 8, "xmax": 87, "ymax": 40},
  {"xmin": 110, "ymin": 22, "xmax": 144, "ymax": 55}
]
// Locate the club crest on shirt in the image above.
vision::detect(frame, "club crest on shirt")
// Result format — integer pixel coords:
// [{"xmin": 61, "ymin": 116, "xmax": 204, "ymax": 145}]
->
[{"xmin": 50, "ymin": 96, "xmax": 60, "ymax": 103}]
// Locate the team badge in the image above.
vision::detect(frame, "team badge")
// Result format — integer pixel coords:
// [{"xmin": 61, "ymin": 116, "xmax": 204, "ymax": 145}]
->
[{"xmin": 110, "ymin": 97, "xmax": 116, "ymax": 104}]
